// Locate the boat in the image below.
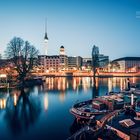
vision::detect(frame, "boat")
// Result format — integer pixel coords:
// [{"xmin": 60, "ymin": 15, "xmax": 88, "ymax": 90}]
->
[
  {"xmin": 70, "ymin": 93, "xmax": 125, "ymax": 119},
  {"xmin": 70, "ymin": 99, "xmax": 110, "ymax": 120}
]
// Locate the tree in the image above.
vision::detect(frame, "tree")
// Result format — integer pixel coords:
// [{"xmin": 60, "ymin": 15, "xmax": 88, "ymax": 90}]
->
[
  {"xmin": 110, "ymin": 61, "xmax": 120, "ymax": 72},
  {"xmin": 5, "ymin": 37, "xmax": 39, "ymax": 85},
  {"xmin": 92, "ymin": 45, "xmax": 99, "ymax": 86}
]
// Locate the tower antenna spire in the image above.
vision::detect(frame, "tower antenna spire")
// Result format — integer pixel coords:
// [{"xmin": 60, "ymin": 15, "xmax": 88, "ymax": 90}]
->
[
  {"xmin": 44, "ymin": 18, "xmax": 48, "ymax": 40},
  {"xmin": 45, "ymin": 18, "xmax": 47, "ymax": 33}
]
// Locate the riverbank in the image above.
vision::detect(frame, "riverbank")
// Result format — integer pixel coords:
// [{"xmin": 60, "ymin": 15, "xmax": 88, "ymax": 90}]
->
[
  {"xmin": 32, "ymin": 71, "xmax": 140, "ymax": 77},
  {"xmin": 0, "ymin": 76, "xmax": 44, "ymax": 90}
]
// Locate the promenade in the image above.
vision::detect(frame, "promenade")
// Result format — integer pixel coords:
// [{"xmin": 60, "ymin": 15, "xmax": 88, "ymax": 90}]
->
[{"xmin": 32, "ymin": 71, "xmax": 140, "ymax": 77}]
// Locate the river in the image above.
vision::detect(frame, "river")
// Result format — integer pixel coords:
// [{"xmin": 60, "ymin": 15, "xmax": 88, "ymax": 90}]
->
[{"xmin": 0, "ymin": 77, "xmax": 140, "ymax": 140}]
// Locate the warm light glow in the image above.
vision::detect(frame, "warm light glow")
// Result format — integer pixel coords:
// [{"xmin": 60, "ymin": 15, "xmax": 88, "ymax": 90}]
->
[
  {"xmin": 120, "ymin": 78, "xmax": 123, "ymax": 90},
  {"xmin": 73, "ymin": 78, "xmax": 76, "ymax": 90},
  {"xmin": 108, "ymin": 78, "xmax": 112, "ymax": 92},
  {"xmin": 67, "ymin": 82, "xmax": 69, "ymax": 88},
  {"xmin": 0, "ymin": 99, "xmax": 6, "ymax": 109},
  {"xmin": 82, "ymin": 77, "xmax": 90, "ymax": 91},
  {"xmin": 14, "ymin": 94, "xmax": 17, "ymax": 106},
  {"xmin": 44, "ymin": 39, "xmax": 48, "ymax": 43},
  {"xmin": 112, "ymin": 77, "xmax": 116, "ymax": 89},
  {"xmin": 132, "ymin": 77, "xmax": 136, "ymax": 83},
  {"xmin": 112, "ymin": 68, "xmax": 116, "ymax": 72},
  {"xmin": 0, "ymin": 74, "xmax": 7, "ymax": 78},
  {"xmin": 44, "ymin": 94, "xmax": 49, "ymax": 111},
  {"xmin": 59, "ymin": 92, "xmax": 65, "ymax": 102},
  {"xmin": 131, "ymin": 93, "xmax": 134, "ymax": 106},
  {"xmin": 62, "ymin": 78, "xmax": 66, "ymax": 90},
  {"xmin": 124, "ymin": 79, "xmax": 126, "ymax": 89},
  {"xmin": 58, "ymin": 78, "xmax": 61, "ymax": 90}
]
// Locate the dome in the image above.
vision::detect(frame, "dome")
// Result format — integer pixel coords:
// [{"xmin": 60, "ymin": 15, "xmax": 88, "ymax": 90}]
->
[{"xmin": 60, "ymin": 46, "xmax": 64, "ymax": 48}]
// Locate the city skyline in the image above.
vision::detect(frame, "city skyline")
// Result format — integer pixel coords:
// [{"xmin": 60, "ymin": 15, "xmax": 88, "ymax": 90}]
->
[{"xmin": 0, "ymin": 0, "xmax": 140, "ymax": 60}]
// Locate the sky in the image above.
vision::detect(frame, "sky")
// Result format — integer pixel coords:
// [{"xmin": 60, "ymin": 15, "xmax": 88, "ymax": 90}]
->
[{"xmin": 0, "ymin": 0, "xmax": 140, "ymax": 60}]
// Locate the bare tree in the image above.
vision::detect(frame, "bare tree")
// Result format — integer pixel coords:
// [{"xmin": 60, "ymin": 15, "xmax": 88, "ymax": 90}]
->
[{"xmin": 5, "ymin": 37, "xmax": 39, "ymax": 85}]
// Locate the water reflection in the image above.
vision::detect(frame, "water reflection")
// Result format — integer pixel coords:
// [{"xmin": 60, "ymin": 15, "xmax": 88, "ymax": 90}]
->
[
  {"xmin": 0, "ymin": 98, "xmax": 6, "ymax": 109},
  {"xmin": 0, "ymin": 92, "xmax": 8, "ymax": 109},
  {"xmin": 5, "ymin": 88, "xmax": 41, "ymax": 135},
  {"xmin": 44, "ymin": 93, "xmax": 49, "ymax": 111},
  {"xmin": 0, "ymin": 77, "xmax": 138, "ymax": 111},
  {"xmin": 107, "ymin": 77, "xmax": 133, "ymax": 92},
  {"xmin": 59, "ymin": 91, "xmax": 65, "ymax": 102},
  {"xmin": 92, "ymin": 84, "xmax": 99, "ymax": 99},
  {"xmin": 70, "ymin": 119, "xmax": 82, "ymax": 135},
  {"xmin": 44, "ymin": 77, "xmax": 140, "ymax": 93},
  {"xmin": 0, "ymin": 77, "xmax": 139, "ymax": 140},
  {"xmin": 44, "ymin": 77, "xmax": 94, "ymax": 92},
  {"xmin": 92, "ymin": 77, "xmax": 99, "ymax": 98}
]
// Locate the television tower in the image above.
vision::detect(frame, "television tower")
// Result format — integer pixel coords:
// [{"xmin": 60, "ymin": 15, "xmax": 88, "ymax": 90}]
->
[{"xmin": 44, "ymin": 19, "xmax": 48, "ymax": 55}]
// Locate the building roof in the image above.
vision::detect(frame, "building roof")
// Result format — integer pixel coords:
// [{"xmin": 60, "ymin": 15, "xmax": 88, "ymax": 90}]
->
[
  {"xmin": 60, "ymin": 46, "xmax": 64, "ymax": 48},
  {"xmin": 38, "ymin": 55, "xmax": 59, "ymax": 58},
  {"xmin": 0, "ymin": 59, "xmax": 12, "ymax": 68},
  {"xmin": 44, "ymin": 32, "xmax": 48, "ymax": 40},
  {"xmin": 113, "ymin": 57, "xmax": 140, "ymax": 62}
]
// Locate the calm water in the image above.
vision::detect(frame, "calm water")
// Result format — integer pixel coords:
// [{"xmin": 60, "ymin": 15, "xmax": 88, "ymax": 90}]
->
[{"xmin": 0, "ymin": 77, "xmax": 140, "ymax": 140}]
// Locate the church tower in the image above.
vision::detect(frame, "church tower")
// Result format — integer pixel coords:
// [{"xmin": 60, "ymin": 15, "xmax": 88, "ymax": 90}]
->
[{"xmin": 44, "ymin": 19, "xmax": 48, "ymax": 55}]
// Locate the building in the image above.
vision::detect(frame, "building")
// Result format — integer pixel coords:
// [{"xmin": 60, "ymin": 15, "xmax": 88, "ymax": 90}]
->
[
  {"xmin": 38, "ymin": 22, "xmax": 68, "ymax": 72},
  {"xmin": 38, "ymin": 25, "xmax": 108, "ymax": 72},
  {"xmin": 82, "ymin": 54, "xmax": 109, "ymax": 70},
  {"xmin": 59, "ymin": 46, "xmax": 68, "ymax": 70},
  {"xmin": 82, "ymin": 58, "xmax": 92, "ymax": 70},
  {"xmin": 92, "ymin": 45, "xmax": 99, "ymax": 56},
  {"xmin": 112, "ymin": 57, "xmax": 140, "ymax": 72},
  {"xmin": 99, "ymin": 54, "xmax": 109, "ymax": 67},
  {"xmin": 38, "ymin": 55, "xmax": 60, "ymax": 72},
  {"xmin": 68, "ymin": 56, "xmax": 82, "ymax": 70},
  {"xmin": 44, "ymin": 20, "xmax": 49, "ymax": 55}
]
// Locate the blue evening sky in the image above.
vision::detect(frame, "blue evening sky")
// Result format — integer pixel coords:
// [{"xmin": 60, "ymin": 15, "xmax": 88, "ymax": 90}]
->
[{"xmin": 0, "ymin": 0, "xmax": 140, "ymax": 60}]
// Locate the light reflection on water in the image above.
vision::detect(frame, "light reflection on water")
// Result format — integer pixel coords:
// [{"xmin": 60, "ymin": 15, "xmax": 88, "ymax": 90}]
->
[{"xmin": 0, "ymin": 77, "xmax": 140, "ymax": 140}]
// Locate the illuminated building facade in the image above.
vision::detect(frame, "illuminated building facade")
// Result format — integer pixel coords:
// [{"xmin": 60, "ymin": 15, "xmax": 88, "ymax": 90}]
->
[
  {"xmin": 38, "ymin": 26, "xmax": 109, "ymax": 72},
  {"xmin": 38, "ymin": 46, "xmax": 68, "ymax": 72},
  {"xmin": 68, "ymin": 56, "xmax": 82, "ymax": 70},
  {"xmin": 82, "ymin": 58, "xmax": 92, "ymax": 70},
  {"xmin": 82, "ymin": 54, "xmax": 109, "ymax": 70},
  {"xmin": 59, "ymin": 46, "xmax": 68, "ymax": 70},
  {"xmin": 38, "ymin": 55, "xmax": 60, "ymax": 72},
  {"xmin": 112, "ymin": 57, "xmax": 140, "ymax": 72},
  {"xmin": 99, "ymin": 54, "xmax": 109, "ymax": 67}
]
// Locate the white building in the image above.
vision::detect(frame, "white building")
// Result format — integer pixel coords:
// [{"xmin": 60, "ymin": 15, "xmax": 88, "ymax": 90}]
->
[{"xmin": 112, "ymin": 57, "xmax": 140, "ymax": 72}]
